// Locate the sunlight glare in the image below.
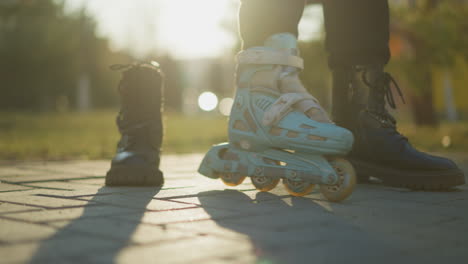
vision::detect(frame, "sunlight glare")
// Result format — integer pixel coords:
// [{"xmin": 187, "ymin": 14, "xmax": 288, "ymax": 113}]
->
[
  {"xmin": 198, "ymin": 92, "xmax": 218, "ymax": 111},
  {"xmin": 159, "ymin": 0, "xmax": 237, "ymax": 59},
  {"xmin": 65, "ymin": 0, "xmax": 324, "ymax": 59}
]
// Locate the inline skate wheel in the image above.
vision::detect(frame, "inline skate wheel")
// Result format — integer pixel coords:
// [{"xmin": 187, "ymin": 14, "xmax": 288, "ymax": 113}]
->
[
  {"xmin": 319, "ymin": 158, "xmax": 356, "ymax": 202},
  {"xmin": 251, "ymin": 176, "xmax": 280, "ymax": 192},
  {"xmin": 282, "ymin": 178, "xmax": 315, "ymax": 197},
  {"xmin": 218, "ymin": 173, "xmax": 246, "ymax": 186}
]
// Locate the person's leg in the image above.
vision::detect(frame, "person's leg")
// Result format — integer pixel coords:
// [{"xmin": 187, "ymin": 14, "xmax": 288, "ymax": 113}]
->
[
  {"xmin": 323, "ymin": 0, "xmax": 390, "ymax": 68},
  {"xmin": 324, "ymin": 0, "xmax": 390, "ymax": 127},
  {"xmin": 239, "ymin": 0, "xmax": 305, "ymax": 49},
  {"xmin": 323, "ymin": 0, "xmax": 465, "ymax": 189}
]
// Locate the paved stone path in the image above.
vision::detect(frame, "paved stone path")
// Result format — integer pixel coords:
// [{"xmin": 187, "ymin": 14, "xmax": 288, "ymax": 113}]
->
[{"xmin": 1, "ymin": 153, "xmax": 468, "ymax": 264}]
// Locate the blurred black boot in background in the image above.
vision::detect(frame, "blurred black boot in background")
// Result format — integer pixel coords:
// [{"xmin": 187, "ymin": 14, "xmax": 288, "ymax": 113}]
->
[{"xmin": 106, "ymin": 62, "xmax": 164, "ymax": 186}]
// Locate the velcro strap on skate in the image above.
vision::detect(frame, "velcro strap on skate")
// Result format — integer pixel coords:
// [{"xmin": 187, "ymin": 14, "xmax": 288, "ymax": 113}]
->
[
  {"xmin": 262, "ymin": 93, "xmax": 310, "ymax": 126},
  {"xmin": 295, "ymin": 94, "xmax": 321, "ymax": 113},
  {"xmin": 237, "ymin": 49, "xmax": 304, "ymax": 70}
]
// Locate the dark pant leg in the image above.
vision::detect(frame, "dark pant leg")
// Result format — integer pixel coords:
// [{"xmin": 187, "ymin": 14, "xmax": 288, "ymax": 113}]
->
[
  {"xmin": 238, "ymin": 0, "xmax": 306, "ymax": 49},
  {"xmin": 323, "ymin": 0, "xmax": 390, "ymax": 68}
]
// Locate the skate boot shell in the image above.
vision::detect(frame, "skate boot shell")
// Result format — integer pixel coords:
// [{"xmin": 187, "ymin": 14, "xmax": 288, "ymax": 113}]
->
[
  {"xmin": 198, "ymin": 33, "xmax": 356, "ymax": 202},
  {"xmin": 106, "ymin": 62, "xmax": 164, "ymax": 187}
]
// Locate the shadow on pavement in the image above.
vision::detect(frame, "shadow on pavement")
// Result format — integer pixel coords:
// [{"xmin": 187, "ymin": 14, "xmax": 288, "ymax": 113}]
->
[
  {"xmin": 28, "ymin": 187, "xmax": 159, "ymax": 263},
  {"xmin": 198, "ymin": 189, "xmax": 419, "ymax": 264}
]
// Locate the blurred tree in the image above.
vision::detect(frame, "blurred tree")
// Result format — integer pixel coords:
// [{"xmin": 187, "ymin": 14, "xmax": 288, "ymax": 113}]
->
[
  {"xmin": 389, "ymin": 0, "xmax": 468, "ymax": 126},
  {"xmin": 0, "ymin": 0, "xmax": 129, "ymax": 111},
  {"xmin": 157, "ymin": 55, "xmax": 183, "ymax": 112}
]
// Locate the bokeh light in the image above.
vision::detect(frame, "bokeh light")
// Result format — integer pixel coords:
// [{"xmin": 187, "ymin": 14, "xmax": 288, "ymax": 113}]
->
[
  {"xmin": 442, "ymin": 135, "xmax": 451, "ymax": 148},
  {"xmin": 198, "ymin": 92, "xmax": 218, "ymax": 111},
  {"xmin": 219, "ymin": 97, "xmax": 234, "ymax": 116}
]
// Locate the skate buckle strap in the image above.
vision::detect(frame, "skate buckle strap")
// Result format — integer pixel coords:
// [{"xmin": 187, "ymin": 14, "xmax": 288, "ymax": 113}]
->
[
  {"xmin": 293, "ymin": 93, "xmax": 324, "ymax": 115},
  {"xmin": 262, "ymin": 93, "xmax": 307, "ymax": 126},
  {"xmin": 237, "ymin": 49, "xmax": 304, "ymax": 70}
]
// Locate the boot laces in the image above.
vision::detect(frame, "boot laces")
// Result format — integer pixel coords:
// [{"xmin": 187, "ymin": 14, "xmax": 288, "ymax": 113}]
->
[
  {"xmin": 361, "ymin": 70, "xmax": 408, "ymax": 143},
  {"xmin": 362, "ymin": 70, "xmax": 406, "ymax": 127}
]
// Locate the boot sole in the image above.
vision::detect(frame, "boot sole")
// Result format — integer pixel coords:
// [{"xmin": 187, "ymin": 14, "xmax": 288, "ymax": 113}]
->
[
  {"xmin": 106, "ymin": 165, "xmax": 164, "ymax": 187},
  {"xmin": 350, "ymin": 158, "xmax": 465, "ymax": 190}
]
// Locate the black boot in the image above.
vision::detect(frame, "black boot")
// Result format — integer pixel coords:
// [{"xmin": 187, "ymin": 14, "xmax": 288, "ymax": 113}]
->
[
  {"xmin": 332, "ymin": 65, "xmax": 465, "ymax": 190},
  {"xmin": 106, "ymin": 62, "xmax": 164, "ymax": 186}
]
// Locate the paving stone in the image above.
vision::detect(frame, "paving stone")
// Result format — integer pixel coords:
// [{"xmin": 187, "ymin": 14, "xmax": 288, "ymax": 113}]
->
[
  {"xmin": 0, "ymin": 242, "xmax": 40, "ymax": 263},
  {"xmin": 0, "ymin": 167, "xmax": 45, "ymax": 178},
  {"xmin": 214, "ymin": 206, "xmax": 340, "ymax": 232},
  {"xmin": 0, "ymin": 154, "xmax": 467, "ymax": 264},
  {"xmin": 257, "ymin": 195, "xmax": 337, "ymax": 212},
  {"xmin": 344, "ymin": 194, "xmax": 468, "ymax": 220},
  {"xmin": 0, "ymin": 202, "xmax": 39, "ymax": 214},
  {"xmin": 0, "ymin": 189, "xmax": 47, "ymax": 198},
  {"xmin": 0, "ymin": 218, "xmax": 57, "ymax": 243},
  {"xmin": 389, "ymin": 217, "xmax": 468, "ymax": 251},
  {"xmin": 0, "ymin": 187, "xmax": 159, "ymax": 200},
  {"xmin": 24, "ymin": 181, "xmax": 103, "ymax": 190},
  {"xmin": 0, "ymin": 193, "xmax": 91, "ymax": 208},
  {"xmin": 251, "ymin": 238, "xmax": 418, "ymax": 264},
  {"xmin": 0, "ymin": 183, "xmax": 32, "ymax": 192},
  {"xmin": 122, "ymin": 186, "xmax": 223, "ymax": 200},
  {"xmin": 47, "ymin": 217, "xmax": 196, "ymax": 245},
  {"xmin": 13, "ymin": 161, "xmax": 105, "ymax": 176},
  {"xmin": 170, "ymin": 193, "xmax": 290, "ymax": 215},
  {"xmin": 1, "ymin": 173, "xmax": 98, "ymax": 184},
  {"xmin": 52, "ymin": 160, "xmax": 108, "ymax": 175},
  {"xmin": 344, "ymin": 184, "xmax": 410, "ymax": 202},
  {"xmin": 168, "ymin": 221, "xmax": 252, "ymax": 241},
  {"xmin": 4, "ymin": 205, "xmax": 138, "ymax": 222},
  {"xmin": 375, "ymin": 188, "xmax": 468, "ymax": 205},
  {"xmin": 162, "ymin": 176, "xmax": 221, "ymax": 189},
  {"xmin": 88, "ymin": 235, "xmax": 253, "ymax": 264},
  {"xmin": 78, "ymin": 194, "xmax": 198, "ymax": 211},
  {"xmin": 434, "ymin": 197, "xmax": 468, "ymax": 212},
  {"xmin": 68, "ymin": 178, "xmax": 106, "ymax": 186},
  {"xmin": 191, "ymin": 189, "xmax": 292, "ymax": 204},
  {"xmin": 0, "ymin": 161, "xmax": 101, "ymax": 182},
  {"xmin": 182, "ymin": 206, "xmax": 449, "ymax": 264},
  {"xmin": 0, "ymin": 233, "xmax": 122, "ymax": 264},
  {"xmin": 160, "ymin": 154, "xmax": 203, "ymax": 170},
  {"xmin": 308, "ymin": 200, "xmax": 461, "ymax": 246},
  {"xmin": 192, "ymin": 254, "xmax": 258, "ymax": 264},
  {"xmin": 114, "ymin": 207, "xmax": 240, "ymax": 226}
]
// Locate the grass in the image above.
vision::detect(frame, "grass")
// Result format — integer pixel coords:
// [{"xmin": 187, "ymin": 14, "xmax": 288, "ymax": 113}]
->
[
  {"xmin": 0, "ymin": 111, "xmax": 227, "ymax": 160},
  {"xmin": 0, "ymin": 111, "xmax": 466, "ymax": 160}
]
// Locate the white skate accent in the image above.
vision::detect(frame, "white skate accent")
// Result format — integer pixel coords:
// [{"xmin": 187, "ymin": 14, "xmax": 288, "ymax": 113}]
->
[
  {"xmin": 262, "ymin": 92, "xmax": 325, "ymax": 126},
  {"xmin": 237, "ymin": 49, "xmax": 304, "ymax": 69},
  {"xmin": 262, "ymin": 93, "xmax": 304, "ymax": 126}
]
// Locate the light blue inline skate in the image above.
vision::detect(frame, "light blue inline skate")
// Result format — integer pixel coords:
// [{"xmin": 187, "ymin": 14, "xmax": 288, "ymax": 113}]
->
[{"xmin": 198, "ymin": 33, "xmax": 356, "ymax": 202}]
